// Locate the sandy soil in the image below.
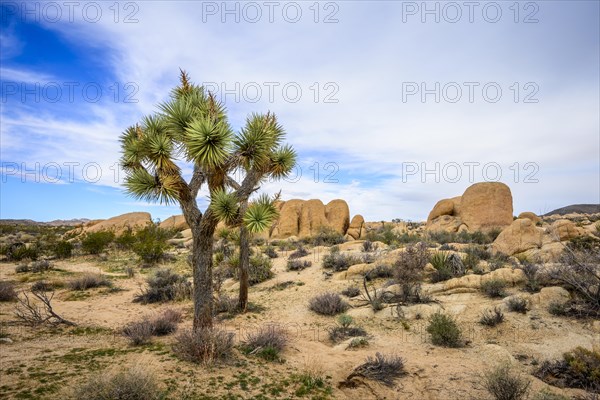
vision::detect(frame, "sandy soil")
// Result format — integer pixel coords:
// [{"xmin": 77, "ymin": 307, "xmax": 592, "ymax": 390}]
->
[{"xmin": 0, "ymin": 245, "xmax": 598, "ymax": 399}]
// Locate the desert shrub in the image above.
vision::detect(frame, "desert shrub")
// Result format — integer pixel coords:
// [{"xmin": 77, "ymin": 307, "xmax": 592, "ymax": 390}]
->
[
  {"xmin": 214, "ymin": 294, "xmax": 238, "ymax": 315},
  {"xmin": 287, "ymin": 259, "xmax": 312, "ymax": 271},
  {"xmin": 132, "ymin": 224, "xmax": 171, "ymax": 264},
  {"xmin": 341, "ymin": 286, "xmax": 361, "ymax": 298},
  {"xmin": 430, "ymin": 252, "xmax": 465, "ymax": 283},
  {"xmin": 479, "ymin": 307, "xmax": 505, "ymax": 327},
  {"xmin": 7, "ymin": 244, "xmax": 39, "ymax": 261},
  {"xmin": 151, "ymin": 308, "xmax": 182, "ymax": 335},
  {"xmin": 362, "ymin": 240, "xmax": 379, "ymax": 253},
  {"xmin": 54, "ymin": 240, "xmax": 73, "ymax": 259},
  {"xmin": 15, "ymin": 264, "xmax": 30, "ymax": 273},
  {"xmin": 122, "ymin": 320, "xmax": 154, "ymax": 345},
  {"xmin": 489, "ymin": 252, "xmax": 511, "ymax": 270},
  {"xmin": 329, "ymin": 314, "xmax": 367, "ymax": 343},
  {"xmin": 535, "ymin": 347, "xmax": 600, "ymax": 393},
  {"xmin": 172, "ymin": 327, "xmax": 234, "ymax": 364},
  {"xmin": 30, "ymin": 260, "xmax": 52, "ymax": 273},
  {"xmin": 134, "ymin": 269, "xmax": 191, "ymax": 303},
  {"xmin": 481, "ymin": 279, "xmax": 508, "ymax": 298},
  {"xmin": 520, "ymin": 263, "xmax": 542, "ymax": 293},
  {"xmin": 463, "ymin": 251, "xmax": 481, "ymax": 272},
  {"xmin": 548, "ymin": 247, "xmax": 600, "ymax": 317},
  {"xmin": 263, "ymin": 246, "xmax": 278, "ymax": 259},
  {"xmin": 531, "ymin": 390, "xmax": 569, "ymax": 400},
  {"xmin": 125, "ymin": 266, "xmax": 135, "ymax": 278},
  {"xmin": 322, "ymin": 251, "xmax": 362, "ymax": 272},
  {"xmin": 68, "ymin": 274, "xmax": 112, "ymax": 290},
  {"xmin": 347, "ymin": 337, "xmax": 369, "ymax": 349},
  {"xmin": 310, "ymin": 226, "xmax": 345, "ymax": 246},
  {"xmin": 0, "ymin": 281, "xmax": 18, "ymax": 302},
  {"xmin": 439, "ymin": 243, "xmax": 457, "ymax": 251},
  {"xmin": 31, "ymin": 280, "xmax": 54, "ymax": 292},
  {"xmin": 248, "ymin": 256, "xmax": 274, "ymax": 285},
  {"xmin": 242, "ymin": 325, "xmax": 289, "ymax": 361},
  {"xmin": 114, "ymin": 228, "xmax": 136, "ymax": 250},
  {"xmin": 548, "ymin": 301, "xmax": 568, "ymax": 316},
  {"xmin": 481, "ymin": 363, "xmax": 530, "ymax": 400},
  {"xmin": 365, "ymin": 264, "xmax": 394, "ymax": 281},
  {"xmin": 346, "ymin": 353, "xmax": 405, "ymax": 387},
  {"xmin": 73, "ymin": 366, "xmax": 163, "ymax": 400},
  {"xmin": 426, "ymin": 312, "xmax": 462, "ymax": 347},
  {"xmin": 309, "ymin": 292, "xmax": 349, "ymax": 316},
  {"xmin": 393, "ymin": 242, "xmax": 429, "ymax": 303},
  {"xmin": 507, "ymin": 296, "xmax": 528, "ymax": 313},
  {"xmin": 289, "ymin": 245, "xmax": 309, "ymax": 259},
  {"xmin": 427, "ymin": 230, "xmax": 457, "ymax": 245},
  {"xmin": 568, "ymin": 236, "xmax": 600, "ymax": 252},
  {"xmin": 81, "ymin": 231, "xmax": 115, "ymax": 255}
]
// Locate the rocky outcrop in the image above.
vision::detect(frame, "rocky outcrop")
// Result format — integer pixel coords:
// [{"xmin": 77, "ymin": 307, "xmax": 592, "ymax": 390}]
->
[
  {"xmin": 159, "ymin": 215, "xmax": 189, "ymax": 232},
  {"xmin": 70, "ymin": 212, "xmax": 152, "ymax": 236},
  {"xmin": 517, "ymin": 212, "xmax": 541, "ymax": 224},
  {"xmin": 548, "ymin": 219, "xmax": 584, "ymax": 241},
  {"xmin": 491, "ymin": 218, "xmax": 543, "ymax": 255},
  {"xmin": 271, "ymin": 199, "xmax": 351, "ymax": 239},
  {"xmin": 426, "ymin": 182, "xmax": 513, "ymax": 233},
  {"xmin": 346, "ymin": 215, "xmax": 365, "ymax": 240}
]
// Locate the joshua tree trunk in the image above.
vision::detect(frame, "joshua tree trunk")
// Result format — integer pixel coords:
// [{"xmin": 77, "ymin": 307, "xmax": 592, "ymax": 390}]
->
[{"xmin": 238, "ymin": 221, "xmax": 250, "ymax": 312}]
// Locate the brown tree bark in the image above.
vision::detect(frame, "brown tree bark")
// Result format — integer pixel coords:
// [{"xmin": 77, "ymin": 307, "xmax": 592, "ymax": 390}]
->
[{"xmin": 238, "ymin": 221, "xmax": 250, "ymax": 312}]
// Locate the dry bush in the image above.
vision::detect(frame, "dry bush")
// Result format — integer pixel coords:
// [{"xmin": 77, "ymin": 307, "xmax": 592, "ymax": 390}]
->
[
  {"xmin": 535, "ymin": 347, "xmax": 600, "ymax": 393},
  {"xmin": 507, "ymin": 296, "xmax": 529, "ymax": 313},
  {"xmin": 481, "ymin": 279, "xmax": 508, "ymax": 298},
  {"xmin": 134, "ymin": 268, "xmax": 191, "ymax": 303},
  {"xmin": 548, "ymin": 246, "xmax": 600, "ymax": 317},
  {"xmin": 122, "ymin": 320, "xmax": 154, "ymax": 346},
  {"xmin": 263, "ymin": 246, "xmax": 278, "ymax": 259},
  {"xmin": 328, "ymin": 314, "xmax": 367, "ymax": 343},
  {"xmin": 72, "ymin": 365, "xmax": 163, "ymax": 400},
  {"xmin": 309, "ymin": 292, "xmax": 349, "ymax": 316},
  {"xmin": 68, "ymin": 274, "xmax": 112, "ymax": 291},
  {"xmin": 287, "ymin": 259, "xmax": 312, "ymax": 271},
  {"xmin": 341, "ymin": 286, "xmax": 361, "ymax": 298},
  {"xmin": 14, "ymin": 289, "xmax": 75, "ymax": 326},
  {"xmin": 214, "ymin": 294, "xmax": 238, "ymax": 315},
  {"xmin": 481, "ymin": 363, "xmax": 530, "ymax": 400},
  {"xmin": 172, "ymin": 327, "xmax": 234, "ymax": 364},
  {"xmin": 122, "ymin": 308, "xmax": 183, "ymax": 345},
  {"xmin": 30, "ymin": 260, "xmax": 52, "ymax": 273},
  {"xmin": 479, "ymin": 307, "xmax": 505, "ymax": 327},
  {"xmin": 393, "ymin": 242, "xmax": 430, "ymax": 303},
  {"xmin": 0, "ymin": 281, "xmax": 18, "ymax": 302},
  {"xmin": 322, "ymin": 251, "xmax": 363, "ymax": 272},
  {"xmin": 242, "ymin": 325, "xmax": 289, "ymax": 361},
  {"xmin": 346, "ymin": 353, "xmax": 405, "ymax": 387},
  {"xmin": 288, "ymin": 245, "xmax": 309, "ymax": 259},
  {"xmin": 151, "ymin": 308, "xmax": 182, "ymax": 335}
]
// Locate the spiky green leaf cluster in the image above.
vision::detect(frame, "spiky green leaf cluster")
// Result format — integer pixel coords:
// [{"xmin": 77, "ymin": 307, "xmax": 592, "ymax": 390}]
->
[
  {"xmin": 210, "ymin": 188, "xmax": 239, "ymax": 225},
  {"xmin": 243, "ymin": 194, "xmax": 280, "ymax": 233}
]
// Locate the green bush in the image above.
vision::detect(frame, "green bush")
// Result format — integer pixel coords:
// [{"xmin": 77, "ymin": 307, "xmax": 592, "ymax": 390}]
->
[
  {"xmin": 115, "ymin": 228, "xmax": 136, "ymax": 250},
  {"xmin": 535, "ymin": 347, "xmax": 600, "ymax": 393},
  {"xmin": 248, "ymin": 256, "xmax": 274, "ymax": 285},
  {"xmin": 132, "ymin": 224, "xmax": 171, "ymax": 264},
  {"xmin": 7, "ymin": 243, "xmax": 39, "ymax": 261},
  {"xmin": 81, "ymin": 231, "xmax": 115, "ymax": 255},
  {"xmin": 429, "ymin": 252, "xmax": 465, "ymax": 283},
  {"xmin": 481, "ymin": 279, "xmax": 508, "ymax": 298},
  {"xmin": 426, "ymin": 312, "xmax": 462, "ymax": 347},
  {"xmin": 241, "ymin": 325, "xmax": 289, "ymax": 361},
  {"xmin": 54, "ymin": 240, "xmax": 73, "ymax": 259}
]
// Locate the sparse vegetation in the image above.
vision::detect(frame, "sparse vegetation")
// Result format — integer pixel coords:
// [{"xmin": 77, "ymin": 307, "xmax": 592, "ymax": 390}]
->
[
  {"xmin": 479, "ymin": 307, "xmax": 505, "ymax": 327},
  {"xmin": 172, "ymin": 327, "xmax": 235, "ymax": 364},
  {"xmin": 68, "ymin": 274, "xmax": 112, "ymax": 291},
  {"xmin": 263, "ymin": 246, "xmax": 278, "ymax": 259},
  {"xmin": 73, "ymin": 366, "xmax": 163, "ymax": 400},
  {"xmin": 308, "ymin": 226, "xmax": 345, "ymax": 246},
  {"xmin": 131, "ymin": 223, "xmax": 172, "ymax": 264},
  {"xmin": 507, "ymin": 296, "xmax": 528, "ymax": 313},
  {"xmin": 288, "ymin": 245, "xmax": 309, "ymax": 259},
  {"xmin": 54, "ymin": 240, "xmax": 73, "ymax": 258},
  {"xmin": 481, "ymin": 363, "xmax": 531, "ymax": 400},
  {"xmin": 328, "ymin": 314, "xmax": 367, "ymax": 343},
  {"xmin": 345, "ymin": 352, "xmax": 405, "ymax": 386},
  {"xmin": 134, "ymin": 268, "xmax": 191, "ymax": 303},
  {"xmin": 535, "ymin": 347, "xmax": 600, "ymax": 393},
  {"xmin": 427, "ymin": 311, "xmax": 463, "ymax": 347},
  {"xmin": 430, "ymin": 252, "xmax": 466, "ymax": 282},
  {"xmin": 0, "ymin": 280, "xmax": 18, "ymax": 302},
  {"xmin": 481, "ymin": 279, "xmax": 508, "ymax": 298},
  {"xmin": 123, "ymin": 308, "xmax": 182, "ymax": 345},
  {"xmin": 287, "ymin": 259, "xmax": 312, "ymax": 271},
  {"xmin": 341, "ymin": 286, "xmax": 361, "ymax": 298},
  {"xmin": 393, "ymin": 242, "xmax": 429, "ymax": 303},
  {"xmin": 322, "ymin": 250, "xmax": 363, "ymax": 272},
  {"xmin": 309, "ymin": 292, "xmax": 349, "ymax": 315},
  {"xmin": 241, "ymin": 325, "xmax": 289, "ymax": 361}
]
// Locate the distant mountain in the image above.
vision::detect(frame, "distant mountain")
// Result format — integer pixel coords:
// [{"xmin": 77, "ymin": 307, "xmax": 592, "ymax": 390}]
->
[
  {"xmin": 544, "ymin": 204, "xmax": 600, "ymax": 216},
  {"xmin": 0, "ymin": 218, "xmax": 90, "ymax": 227}
]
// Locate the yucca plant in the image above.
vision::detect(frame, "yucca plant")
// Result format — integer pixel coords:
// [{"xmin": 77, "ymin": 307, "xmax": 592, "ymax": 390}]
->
[{"xmin": 120, "ymin": 70, "xmax": 296, "ymax": 330}]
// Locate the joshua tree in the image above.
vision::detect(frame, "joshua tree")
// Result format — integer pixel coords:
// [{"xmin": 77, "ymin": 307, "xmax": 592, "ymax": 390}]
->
[{"xmin": 120, "ymin": 71, "xmax": 296, "ymax": 330}]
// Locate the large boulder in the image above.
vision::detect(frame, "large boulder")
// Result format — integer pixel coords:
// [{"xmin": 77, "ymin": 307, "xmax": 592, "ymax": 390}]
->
[
  {"xmin": 491, "ymin": 218, "xmax": 543, "ymax": 255},
  {"xmin": 518, "ymin": 212, "xmax": 541, "ymax": 224},
  {"xmin": 298, "ymin": 199, "xmax": 329, "ymax": 238},
  {"xmin": 273, "ymin": 200, "xmax": 304, "ymax": 238},
  {"xmin": 426, "ymin": 182, "xmax": 513, "ymax": 233},
  {"xmin": 460, "ymin": 182, "xmax": 513, "ymax": 232},
  {"xmin": 549, "ymin": 219, "xmax": 584, "ymax": 241},
  {"xmin": 75, "ymin": 212, "xmax": 152, "ymax": 236},
  {"xmin": 325, "ymin": 200, "xmax": 350, "ymax": 235},
  {"xmin": 159, "ymin": 215, "xmax": 189, "ymax": 232},
  {"xmin": 346, "ymin": 215, "xmax": 365, "ymax": 240}
]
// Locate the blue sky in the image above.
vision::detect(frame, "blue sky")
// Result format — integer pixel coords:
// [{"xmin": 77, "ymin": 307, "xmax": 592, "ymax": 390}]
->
[{"xmin": 1, "ymin": 1, "xmax": 599, "ymax": 222}]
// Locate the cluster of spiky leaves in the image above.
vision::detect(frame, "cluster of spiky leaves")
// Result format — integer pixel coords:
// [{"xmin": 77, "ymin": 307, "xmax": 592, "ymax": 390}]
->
[{"xmin": 120, "ymin": 70, "xmax": 296, "ymax": 234}]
